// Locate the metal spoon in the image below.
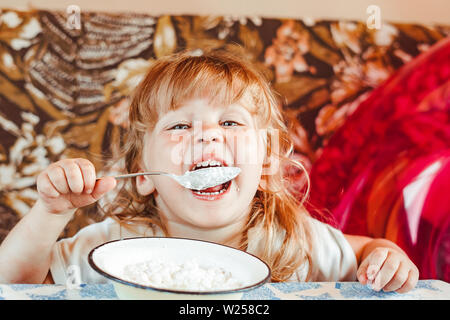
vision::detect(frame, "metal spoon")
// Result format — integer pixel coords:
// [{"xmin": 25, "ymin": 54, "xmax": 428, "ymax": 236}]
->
[{"xmin": 112, "ymin": 166, "xmax": 241, "ymax": 190}]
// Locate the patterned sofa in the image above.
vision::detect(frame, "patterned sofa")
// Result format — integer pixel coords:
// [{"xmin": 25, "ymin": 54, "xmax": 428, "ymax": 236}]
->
[{"xmin": 0, "ymin": 9, "xmax": 448, "ymax": 281}]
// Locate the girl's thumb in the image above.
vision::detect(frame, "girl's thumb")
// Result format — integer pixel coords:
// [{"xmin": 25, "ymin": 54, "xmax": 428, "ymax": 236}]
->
[{"xmin": 90, "ymin": 176, "xmax": 117, "ymax": 200}]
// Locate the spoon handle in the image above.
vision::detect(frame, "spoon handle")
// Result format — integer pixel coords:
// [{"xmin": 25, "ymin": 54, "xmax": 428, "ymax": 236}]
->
[{"xmin": 110, "ymin": 172, "xmax": 168, "ymax": 180}]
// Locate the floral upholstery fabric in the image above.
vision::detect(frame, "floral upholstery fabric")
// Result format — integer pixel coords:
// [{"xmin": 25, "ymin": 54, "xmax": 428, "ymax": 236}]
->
[{"xmin": 0, "ymin": 10, "xmax": 449, "ymax": 273}]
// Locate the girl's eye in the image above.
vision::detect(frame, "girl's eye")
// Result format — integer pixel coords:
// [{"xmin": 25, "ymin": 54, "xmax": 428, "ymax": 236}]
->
[
  {"xmin": 169, "ymin": 123, "xmax": 190, "ymax": 130},
  {"xmin": 221, "ymin": 121, "xmax": 239, "ymax": 127}
]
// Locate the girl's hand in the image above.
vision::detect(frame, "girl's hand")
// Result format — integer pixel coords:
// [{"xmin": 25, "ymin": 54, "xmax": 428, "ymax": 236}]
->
[
  {"xmin": 356, "ymin": 247, "xmax": 419, "ymax": 293},
  {"xmin": 36, "ymin": 158, "xmax": 116, "ymax": 214}
]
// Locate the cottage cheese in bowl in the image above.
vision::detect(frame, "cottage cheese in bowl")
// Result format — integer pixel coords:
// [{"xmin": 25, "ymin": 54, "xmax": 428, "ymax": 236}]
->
[
  {"xmin": 122, "ymin": 258, "xmax": 243, "ymax": 291},
  {"xmin": 88, "ymin": 237, "xmax": 270, "ymax": 299}
]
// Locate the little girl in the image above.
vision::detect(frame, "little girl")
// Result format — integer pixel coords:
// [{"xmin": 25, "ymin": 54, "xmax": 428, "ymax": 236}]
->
[{"xmin": 0, "ymin": 49, "xmax": 419, "ymax": 293}]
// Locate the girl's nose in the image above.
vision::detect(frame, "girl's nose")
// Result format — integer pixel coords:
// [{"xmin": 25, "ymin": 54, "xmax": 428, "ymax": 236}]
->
[{"xmin": 194, "ymin": 122, "xmax": 224, "ymax": 144}]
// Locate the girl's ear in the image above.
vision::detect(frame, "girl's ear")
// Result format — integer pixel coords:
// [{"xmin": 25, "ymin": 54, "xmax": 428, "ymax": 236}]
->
[
  {"xmin": 257, "ymin": 178, "xmax": 267, "ymax": 191},
  {"xmin": 136, "ymin": 175, "xmax": 156, "ymax": 196},
  {"xmin": 257, "ymin": 169, "xmax": 268, "ymax": 191}
]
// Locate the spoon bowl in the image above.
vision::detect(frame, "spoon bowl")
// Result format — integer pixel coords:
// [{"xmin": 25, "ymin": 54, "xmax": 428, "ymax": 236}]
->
[{"xmin": 112, "ymin": 167, "xmax": 241, "ymax": 190}]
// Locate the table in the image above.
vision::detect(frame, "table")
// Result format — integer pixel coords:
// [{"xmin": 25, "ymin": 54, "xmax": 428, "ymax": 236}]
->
[{"xmin": 0, "ymin": 280, "xmax": 449, "ymax": 300}]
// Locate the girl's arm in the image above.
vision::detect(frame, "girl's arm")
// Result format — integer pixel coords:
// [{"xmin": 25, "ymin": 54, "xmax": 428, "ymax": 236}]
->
[
  {"xmin": 344, "ymin": 234, "xmax": 419, "ymax": 293},
  {"xmin": 0, "ymin": 200, "xmax": 75, "ymax": 283},
  {"xmin": 0, "ymin": 158, "xmax": 116, "ymax": 284}
]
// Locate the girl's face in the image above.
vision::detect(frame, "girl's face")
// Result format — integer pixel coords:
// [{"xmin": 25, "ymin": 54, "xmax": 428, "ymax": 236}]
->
[{"xmin": 137, "ymin": 98, "xmax": 267, "ymax": 231}]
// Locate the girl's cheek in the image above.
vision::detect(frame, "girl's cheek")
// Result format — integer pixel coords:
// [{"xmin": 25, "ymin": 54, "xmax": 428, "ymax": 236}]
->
[
  {"xmin": 159, "ymin": 128, "xmax": 265, "ymax": 168},
  {"xmin": 164, "ymin": 131, "xmax": 190, "ymax": 144},
  {"xmin": 165, "ymin": 132, "xmax": 191, "ymax": 167},
  {"xmin": 225, "ymin": 129, "xmax": 263, "ymax": 167},
  {"xmin": 162, "ymin": 131, "xmax": 203, "ymax": 168}
]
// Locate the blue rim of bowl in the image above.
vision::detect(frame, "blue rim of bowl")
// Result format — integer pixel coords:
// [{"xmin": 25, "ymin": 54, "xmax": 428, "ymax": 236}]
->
[{"xmin": 88, "ymin": 236, "xmax": 271, "ymax": 295}]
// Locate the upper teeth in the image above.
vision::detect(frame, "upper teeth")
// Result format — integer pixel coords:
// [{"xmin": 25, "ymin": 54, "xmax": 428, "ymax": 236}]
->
[{"xmin": 193, "ymin": 160, "xmax": 223, "ymax": 170}]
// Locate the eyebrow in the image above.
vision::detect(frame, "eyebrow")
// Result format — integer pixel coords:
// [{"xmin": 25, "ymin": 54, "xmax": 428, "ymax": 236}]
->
[
  {"xmin": 225, "ymin": 103, "xmax": 259, "ymax": 122},
  {"xmin": 155, "ymin": 102, "xmax": 256, "ymax": 127}
]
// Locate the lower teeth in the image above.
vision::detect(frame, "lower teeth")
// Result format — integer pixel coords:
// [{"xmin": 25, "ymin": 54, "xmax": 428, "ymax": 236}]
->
[
  {"xmin": 193, "ymin": 183, "xmax": 228, "ymax": 196},
  {"xmin": 194, "ymin": 188, "xmax": 226, "ymax": 196}
]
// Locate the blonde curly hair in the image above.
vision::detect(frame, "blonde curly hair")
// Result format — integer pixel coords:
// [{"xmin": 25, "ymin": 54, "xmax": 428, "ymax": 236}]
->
[{"xmin": 100, "ymin": 48, "xmax": 314, "ymax": 282}]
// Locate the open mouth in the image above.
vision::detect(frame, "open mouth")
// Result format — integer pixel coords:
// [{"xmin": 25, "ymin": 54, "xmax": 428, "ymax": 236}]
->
[
  {"xmin": 191, "ymin": 180, "xmax": 231, "ymax": 196},
  {"xmin": 189, "ymin": 159, "xmax": 233, "ymax": 197}
]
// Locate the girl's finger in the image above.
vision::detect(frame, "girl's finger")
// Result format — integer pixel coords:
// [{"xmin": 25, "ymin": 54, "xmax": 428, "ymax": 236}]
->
[
  {"xmin": 37, "ymin": 173, "xmax": 60, "ymax": 198},
  {"xmin": 59, "ymin": 161, "xmax": 84, "ymax": 194},
  {"xmin": 382, "ymin": 262, "xmax": 410, "ymax": 292},
  {"xmin": 90, "ymin": 176, "xmax": 117, "ymax": 200},
  {"xmin": 365, "ymin": 248, "xmax": 389, "ymax": 283},
  {"xmin": 371, "ymin": 252, "xmax": 401, "ymax": 291},
  {"xmin": 356, "ymin": 257, "xmax": 370, "ymax": 284},
  {"xmin": 74, "ymin": 159, "xmax": 96, "ymax": 194},
  {"xmin": 395, "ymin": 267, "xmax": 419, "ymax": 293},
  {"xmin": 47, "ymin": 165, "xmax": 70, "ymax": 194}
]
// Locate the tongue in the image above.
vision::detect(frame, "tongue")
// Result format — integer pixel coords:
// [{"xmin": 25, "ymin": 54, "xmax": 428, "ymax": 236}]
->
[{"xmin": 197, "ymin": 183, "xmax": 224, "ymax": 192}]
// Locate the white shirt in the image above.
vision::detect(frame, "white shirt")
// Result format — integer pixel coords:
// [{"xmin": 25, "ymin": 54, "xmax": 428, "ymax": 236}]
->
[{"xmin": 50, "ymin": 217, "xmax": 357, "ymax": 284}]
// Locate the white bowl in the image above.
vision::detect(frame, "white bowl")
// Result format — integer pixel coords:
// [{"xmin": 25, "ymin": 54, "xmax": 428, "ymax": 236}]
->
[{"xmin": 88, "ymin": 237, "xmax": 271, "ymax": 300}]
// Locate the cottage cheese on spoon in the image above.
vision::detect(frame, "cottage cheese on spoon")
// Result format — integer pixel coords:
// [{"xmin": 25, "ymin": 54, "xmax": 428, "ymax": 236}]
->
[{"xmin": 181, "ymin": 166, "xmax": 241, "ymax": 190}]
